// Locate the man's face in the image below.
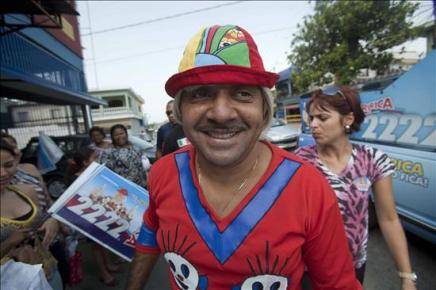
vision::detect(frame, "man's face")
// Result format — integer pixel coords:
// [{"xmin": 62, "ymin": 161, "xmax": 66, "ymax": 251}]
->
[
  {"xmin": 166, "ymin": 102, "xmax": 176, "ymax": 124},
  {"xmin": 180, "ymin": 85, "xmax": 266, "ymax": 167}
]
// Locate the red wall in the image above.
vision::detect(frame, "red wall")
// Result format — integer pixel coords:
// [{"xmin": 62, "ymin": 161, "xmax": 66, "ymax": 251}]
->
[{"xmin": 35, "ymin": 0, "xmax": 83, "ymax": 58}]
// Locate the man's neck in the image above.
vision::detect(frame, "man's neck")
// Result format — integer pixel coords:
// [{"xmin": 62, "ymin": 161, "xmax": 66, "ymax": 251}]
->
[{"xmin": 195, "ymin": 142, "xmax": 269, "ymax": 185}]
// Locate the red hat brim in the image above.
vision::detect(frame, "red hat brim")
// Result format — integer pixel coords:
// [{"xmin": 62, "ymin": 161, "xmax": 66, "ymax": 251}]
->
[{"xmin": 165, "ymin": 65, "xmax": 279, "ymax": 97}]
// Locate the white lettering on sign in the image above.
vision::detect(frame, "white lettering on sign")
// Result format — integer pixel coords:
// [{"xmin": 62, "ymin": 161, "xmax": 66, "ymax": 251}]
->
[
  {"xmin": 360, "ymin": 113, "xmax": 436, "ymax": 147},
  {"xmin": 421, "ymin": 114, "xmax": 436, "ymax": 146},
  {"xmin": 67, "ymin": 195, "xmax": 130, "ymax": 239}
]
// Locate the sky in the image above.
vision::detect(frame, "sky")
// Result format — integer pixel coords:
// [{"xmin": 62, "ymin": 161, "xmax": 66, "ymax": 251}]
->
[{"xmin": 76, "ymin": 1, "xmax": 433, "ymax": 124}]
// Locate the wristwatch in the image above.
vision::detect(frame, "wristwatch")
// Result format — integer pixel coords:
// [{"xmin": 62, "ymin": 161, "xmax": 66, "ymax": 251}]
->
[{"xmin": 398, "ymin": 271, "xmax": 418, "ymax": 282}]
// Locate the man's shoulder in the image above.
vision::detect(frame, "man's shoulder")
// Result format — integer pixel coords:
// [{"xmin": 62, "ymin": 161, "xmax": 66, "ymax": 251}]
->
[
  {"xmin": 268, "ymin": 143, "xmax": 324, "ymax": 179},
  {"xmin": 166, "ymin": 124, "xmax": 184, "ymax": 139},
  {"xmin": 151, "ymin": 145, "xmax": 192, "ymax": 174},
  {"xmin": 158, "ymin": 122, "xmax": 175, "ymax": 131},
  {"xmin": 268, "ymin": 142, "xmax": 311, "ymax": 165}
]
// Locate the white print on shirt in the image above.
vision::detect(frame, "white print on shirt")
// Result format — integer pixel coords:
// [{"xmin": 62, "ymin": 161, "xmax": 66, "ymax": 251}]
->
[
  {"xmin": 352, "ymin": 176, "xmax": 371, "ymax": 192},
  {"xmin": 165, "ymin": 252, "xmax": 200, "ymax": 290}
]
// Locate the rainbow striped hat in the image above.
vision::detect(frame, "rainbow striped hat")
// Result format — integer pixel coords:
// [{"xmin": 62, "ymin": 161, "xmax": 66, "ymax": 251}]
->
[{"xmin": 165, "ymin": 25, "xmax": 279, "ymax": 97}]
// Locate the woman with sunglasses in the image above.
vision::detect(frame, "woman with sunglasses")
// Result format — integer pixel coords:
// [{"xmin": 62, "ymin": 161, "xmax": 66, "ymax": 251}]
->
[{"xmin": 295, "ymin": 86, "xmax": 416, "ymax": 289}]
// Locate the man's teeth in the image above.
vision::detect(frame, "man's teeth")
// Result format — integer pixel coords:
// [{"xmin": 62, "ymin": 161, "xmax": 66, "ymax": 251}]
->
[{"xmin": 206, "ymin": 130, "xmax": 238, "ymax": 139}]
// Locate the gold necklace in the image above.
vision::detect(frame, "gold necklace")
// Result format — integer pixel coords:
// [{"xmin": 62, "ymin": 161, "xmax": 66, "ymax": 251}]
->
[{"xmin": 196, "ymin": 155, "xmax": 259, "ymax": 215}]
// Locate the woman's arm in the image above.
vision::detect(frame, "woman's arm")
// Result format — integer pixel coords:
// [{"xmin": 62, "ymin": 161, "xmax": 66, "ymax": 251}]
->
[{"xmin": 373, "ymin": 175, "xmax": 417, "ymax": 290}]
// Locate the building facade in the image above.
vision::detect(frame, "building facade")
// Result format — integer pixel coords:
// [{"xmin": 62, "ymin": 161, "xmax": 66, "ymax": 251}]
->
[
  {"xmin": 1, "ymin": 0, "xmax": 105, "ymax": 146},
  {"xmin": 274, "ymin": 66, "xmax": 301, "ymax": 124},
  {"xmin": 88, "ymin": 88, "xmax": 146, "ymax": 135}
]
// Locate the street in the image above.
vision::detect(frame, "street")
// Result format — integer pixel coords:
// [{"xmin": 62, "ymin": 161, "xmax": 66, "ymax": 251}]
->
[
  {"xmin": 364, "ymin": 228, "xmax": 436, "ymax": 289},
  {"xmin": 72, "ymin": 227, "xmax": 435, "ymax": 290}
]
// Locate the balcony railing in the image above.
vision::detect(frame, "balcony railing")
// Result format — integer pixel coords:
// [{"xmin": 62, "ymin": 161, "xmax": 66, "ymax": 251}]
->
[{"xmin": 91, "ymin": 107, "xmax": 141, "ymax": 117}]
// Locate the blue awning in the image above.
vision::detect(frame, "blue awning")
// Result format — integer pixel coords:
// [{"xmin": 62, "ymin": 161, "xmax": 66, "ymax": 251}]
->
[
  {"xmin": 1, "ymin": 66, "xmax": 106, "ymax": 105},
  {"xmin": 0, "ymin": 30, "xmax": 105, "ymax": 106},
  {"xmin": 277, "ymin": 66, "xmax": 293, "ymax": 83}
]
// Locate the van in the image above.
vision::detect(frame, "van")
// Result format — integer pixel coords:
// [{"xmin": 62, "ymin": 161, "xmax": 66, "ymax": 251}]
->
[{"xmin": 297, "ymin": 50, "xmax": 436, "ymax": 244}]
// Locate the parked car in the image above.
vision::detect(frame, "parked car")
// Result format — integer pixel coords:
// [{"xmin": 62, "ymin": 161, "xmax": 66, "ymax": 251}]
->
[
  {"xmin": 265, "ymin": 118, "xmax": 300, "ymax": 150},
  {"xmin": 21, "ymin": 133, "xmax": 157, "ymax": 199},
  {"xmin": 129, "ymin": 135, "xmax": 157, "ymax": 164},
  {"xmin": 297, "ymin": 50, "xmax": 436, "ymax": 244}
]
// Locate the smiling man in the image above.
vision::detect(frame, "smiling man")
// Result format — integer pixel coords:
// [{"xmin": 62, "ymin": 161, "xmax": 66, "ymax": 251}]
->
[{"xmin": 126, "ymin": 24, "xmax": 362, "ymax": 290}]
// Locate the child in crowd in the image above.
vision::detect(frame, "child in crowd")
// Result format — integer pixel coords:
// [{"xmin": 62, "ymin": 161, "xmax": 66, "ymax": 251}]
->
[{"xmin": 65, "ymin": 146, "xmax": 121, "ymax": 287}]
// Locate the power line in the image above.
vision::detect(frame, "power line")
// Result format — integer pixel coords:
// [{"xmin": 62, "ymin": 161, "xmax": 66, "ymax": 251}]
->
[
  {"xmin": 89, "ymin": 45, "xmax": 185, "ymax": 64},
  {"xmin": 83, "ymin": 26, "xmax": 298, "ymax": 65},
  {"xmin": 81, "ymin": 1, "xmax": 244, "ymax": 36},
  {"xmin": 86, "ymin": 1, "xmax": 99, "ymax": 88}
]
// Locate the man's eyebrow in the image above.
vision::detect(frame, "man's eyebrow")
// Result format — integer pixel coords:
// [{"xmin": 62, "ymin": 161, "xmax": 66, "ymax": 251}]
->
[{"xmin": 183, "ymin": 85, "xmax": 207, "ymax": 93}]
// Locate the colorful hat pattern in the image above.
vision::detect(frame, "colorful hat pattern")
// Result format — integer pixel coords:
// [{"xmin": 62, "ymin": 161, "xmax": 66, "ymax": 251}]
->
[{"xmin": 165, "ymin": 25, "xmax": 279, "ymax": 97}]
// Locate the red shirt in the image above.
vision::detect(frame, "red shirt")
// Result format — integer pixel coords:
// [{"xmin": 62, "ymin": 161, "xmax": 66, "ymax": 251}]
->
[{"xmin": 136, "ymin": 142, "xmax": 361, "ymax": 290}]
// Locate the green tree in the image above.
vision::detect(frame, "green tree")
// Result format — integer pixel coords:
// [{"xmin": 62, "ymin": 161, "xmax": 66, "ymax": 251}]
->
[{"xmin": 289, "ymin": 0, "xmax": 422, "ymax": 94}]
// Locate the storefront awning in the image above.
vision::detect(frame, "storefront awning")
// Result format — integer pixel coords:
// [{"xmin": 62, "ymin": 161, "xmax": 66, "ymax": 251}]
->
[
  {"xmin": 1, "ymin": 67, "xmax": 107, "ymax": 106},
  {"xmin": 0, "ymin": 0, "xmax": 78, "ymax": 15}
]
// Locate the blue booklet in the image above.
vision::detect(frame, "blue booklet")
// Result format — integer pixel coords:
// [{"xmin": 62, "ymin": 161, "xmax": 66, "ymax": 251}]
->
[{"xmin": 48, "ymin": 162, "xmax": 149, "ymax": 261}]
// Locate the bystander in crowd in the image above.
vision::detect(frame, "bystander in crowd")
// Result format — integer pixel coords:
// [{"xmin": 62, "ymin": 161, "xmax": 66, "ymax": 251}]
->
[
  {"xmin": 88, "ymin": 126, "xmax": 112, "ymax": 159},
  {"xmin": 1, "ymin": 139, "xmax": 63, "ymax": 289},
  {"xmin": 100, "ymin": 124, "xmax": 149, "ymax": 189},
  {"xmin": 295, "ymin": 86, "xmax": 417, "ymax": 289},
  {"xmin": 155, "ymin": 100, "xmax": 177, "ymax": 160},
  {"xmin": 2, "ymin": 133, "xmax": 70, "ymax": 288},
  {"xmin": 65, "ymin": 146, "xmax": 122, "ymax": 287}
]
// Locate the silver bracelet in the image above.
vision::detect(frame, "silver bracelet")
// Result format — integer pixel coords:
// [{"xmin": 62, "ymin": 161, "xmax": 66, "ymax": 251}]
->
[{"xmin": 398, "ymin": 272, "xmax": 417, "ymax": 282}]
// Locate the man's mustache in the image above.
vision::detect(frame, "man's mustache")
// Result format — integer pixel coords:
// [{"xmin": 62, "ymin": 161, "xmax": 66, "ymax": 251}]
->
[{"xmin": 195, "ymin": 122, "xmax": 248, "ymax": 132}]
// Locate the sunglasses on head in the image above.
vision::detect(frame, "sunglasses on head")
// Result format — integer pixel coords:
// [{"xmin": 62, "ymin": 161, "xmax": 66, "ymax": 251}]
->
[{"xmin": 321, "ymin": 86, "xmax": 350, "ymax": 106}]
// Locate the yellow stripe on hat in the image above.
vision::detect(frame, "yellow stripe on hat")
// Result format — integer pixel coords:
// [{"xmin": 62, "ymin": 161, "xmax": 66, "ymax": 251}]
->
[{"xmin": 178, "ymin": 27, "xmax": 206, "ymax": 72}]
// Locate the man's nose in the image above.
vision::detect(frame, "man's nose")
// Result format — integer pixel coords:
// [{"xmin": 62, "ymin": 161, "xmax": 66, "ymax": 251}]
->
[{"xmin": 206, "ymin": 90, "xmax": 237, "ymax": 123}]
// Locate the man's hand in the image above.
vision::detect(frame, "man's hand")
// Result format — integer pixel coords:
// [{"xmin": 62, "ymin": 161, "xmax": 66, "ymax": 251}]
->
[
  {"xmin": 38, "ymin": 218, "xmax": 59, "ymax": 248},
  {"xmin": 125, "ymin": 252, "xmax": 159, "ymax": 290}
]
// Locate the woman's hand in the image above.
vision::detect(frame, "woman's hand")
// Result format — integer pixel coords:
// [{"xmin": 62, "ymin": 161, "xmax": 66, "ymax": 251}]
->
[
  {"xmin": 7, "ymin": 229, "xmax": 31, "ymax": 248},
  {"xmin": 9, "ymin": 244, "xmax": 41, "ymax": 265},
  {"xmin": 401, "ymin": 279, "xmax": 417, "ymax": 290},
  {"xmin": 38, "ymin": 218, "xmax": 59, "ymax": 248},
  {"xmin": 1, "ymin": 229, "xmax": 33, "ymax": 259}
]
